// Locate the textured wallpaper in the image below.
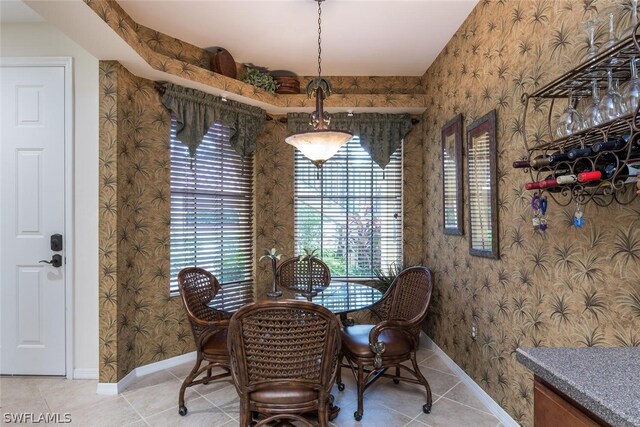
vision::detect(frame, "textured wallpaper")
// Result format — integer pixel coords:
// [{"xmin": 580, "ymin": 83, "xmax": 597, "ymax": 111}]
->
[
  {"xmin": 98, "ymin": 64, "xmax": 424, "ymax": 382},
  {"xmin": 422, "ymin": 1, "xmax": 640, "ymax": 425},
  {"xmin": 98, "ymin": 2, "xmax": 640, "ymax": 425},
  {"xmin": 99, "ymin": 61, "xmax": 190, "ymax": 382}
]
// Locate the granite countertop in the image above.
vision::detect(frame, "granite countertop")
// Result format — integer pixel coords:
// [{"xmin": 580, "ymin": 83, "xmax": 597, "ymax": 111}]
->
[{"xmin": 516, "ymin": 347, "xmax": 640, "ymax": 427}]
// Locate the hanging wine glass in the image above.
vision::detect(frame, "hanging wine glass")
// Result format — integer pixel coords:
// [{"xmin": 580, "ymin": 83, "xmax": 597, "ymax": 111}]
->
[
  {"xmin": 556, "ymin": 89, "xmax": 585, "ymax": 137},
  {"xmin": 599, "ymin": 12, "xmax": 619, "ymax": 53},
  {"xmin": 599, "ymin": 68, "xmax": 628, "ymax": 121},
  {"xmin": 620, "ymin": 0, "xmax": 639, "ymax": 40},
  {"xmin": 582, "ymin": 18, "xmax": 601, "ymax": 62},
  {"xmin": 583, "ymin": 79, "xmax": 604, "ymax": 128},
  {"xmin": 623, "ymin": 57, "xmax": 640, "ymax": 113}
]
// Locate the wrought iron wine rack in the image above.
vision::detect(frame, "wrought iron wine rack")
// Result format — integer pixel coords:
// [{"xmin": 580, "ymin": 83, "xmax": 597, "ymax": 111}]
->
[{"xmin": 519, "ymin": 26, "xmax": 640, "ymax": 207}]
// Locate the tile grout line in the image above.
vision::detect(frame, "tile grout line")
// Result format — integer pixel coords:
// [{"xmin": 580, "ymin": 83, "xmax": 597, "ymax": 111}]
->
[
  {"xmin": 422, "ymin": 379, "xmax": 461, "ymax": 409},
  {"xmin": 418, "ymin": 361, "xmax": 459, "ymax": 378},
  {"xmin": 438, "ymin": 395, "xmax": 499, "ymax": 418},
  {"xmin": 168, "ymin": 365, "xmax": 238, "ymax": 422},
  {"xmin": 120, "ymin": 391, "xmax": 150, "ymax": 426},
  {"xmin": 199, "ymin": 384, "xmax": 240, "ymax": 422},
  {"xmin": 404, "ymin": 380, "xmax": 463, "ymax": 427},
  {"xmin": 374, "ymin": 399, "xmax": 424, "ymax": 423}
]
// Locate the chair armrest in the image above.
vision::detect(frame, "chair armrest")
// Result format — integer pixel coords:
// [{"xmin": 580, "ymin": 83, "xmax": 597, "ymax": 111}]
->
[
  {"xmin": 196, "ymin": 319, "xmax": 230, "ymax": 348},
  {"xmin": 368, "ymin": 320, "xmax": 415, "ymax": 369}
]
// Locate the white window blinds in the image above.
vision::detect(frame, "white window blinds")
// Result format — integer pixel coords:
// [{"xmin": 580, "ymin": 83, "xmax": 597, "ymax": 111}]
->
[
  {"xmin": 170, "ymin": 116, "xmax": 254, "ymax": 306},
  {"xmin": 468, "ymin": 132, "xmax": 493, "ymax": 251},
  {"xmin": 294, "ymin": 137, "xmax": 402, "ymax": 278}
]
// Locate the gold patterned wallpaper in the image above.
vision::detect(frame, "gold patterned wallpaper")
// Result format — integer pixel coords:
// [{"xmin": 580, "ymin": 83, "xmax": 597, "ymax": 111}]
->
[
  {"xmin": 96, "ymin": 1, "xmax": 640, "ymax": 425},
  {"xmin": 422, "ymin": 1, "xmax": 640, "ymax": 425},
  {"xmin": 97, "ymin": 67, "xmax": 423, "ymax": 382}
]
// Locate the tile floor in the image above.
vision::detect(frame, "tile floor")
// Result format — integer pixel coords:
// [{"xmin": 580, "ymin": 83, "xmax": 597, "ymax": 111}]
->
[{"xmin": 0, "ymin": 344, "xmax": 504, "ymax": 427}]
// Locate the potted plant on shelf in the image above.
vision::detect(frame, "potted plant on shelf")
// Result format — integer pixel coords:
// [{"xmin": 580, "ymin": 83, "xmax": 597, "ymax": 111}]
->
[
  {"xmin": 299, "ymin": 247, "xmax": 320, "ymax": 297},
  {"xmin": 241, "ymin": 66, "xmax": 279, "ymax": 93},
  {"xmin": 259, "ymin": 247, "xmax": 284, "ymax": 297}
]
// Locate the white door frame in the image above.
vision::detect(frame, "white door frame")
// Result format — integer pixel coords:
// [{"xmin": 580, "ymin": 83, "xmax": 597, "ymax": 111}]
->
[{"xmin": 0, "ymin": 57, "xmax": 74, "ymax": 379}]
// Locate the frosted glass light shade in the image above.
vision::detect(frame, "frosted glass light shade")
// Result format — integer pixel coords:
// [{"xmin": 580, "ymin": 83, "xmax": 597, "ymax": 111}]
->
[{"xmin": 285, "ymin": 129, "xmax": 352, "ymax": 168}]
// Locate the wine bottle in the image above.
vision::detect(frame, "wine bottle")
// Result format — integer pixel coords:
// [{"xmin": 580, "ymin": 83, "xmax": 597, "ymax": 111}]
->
[
  {"xmin": 567, "ymin": 146, "xmax": 593, "ymax": 160},
  {"xmin": 524, "ymin": 173, "xmax": 577, "ymax": 191},
  {"xmin": 592, "ymin": 135, "xmax": 629, "ymax": 153},
  {"xmin": 512, "ymin": 155, "xmax": 547, "ymax": 169},
  {"xmin": 578, "ymin": 160, "xmax": 640, "ymax": 183},
  {"xmin": 512, "ymin": 151, "xmax": 572, "ymax": 169}
]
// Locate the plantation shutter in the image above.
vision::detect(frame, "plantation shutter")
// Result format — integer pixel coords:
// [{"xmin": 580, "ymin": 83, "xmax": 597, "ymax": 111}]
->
[
  {"xmin": 294, "ymin": 137, "xmax": 402, "ymax": 278},
  {"xmin": 170, "ymin": 116, "xmax": 254, "ymax": 307}
]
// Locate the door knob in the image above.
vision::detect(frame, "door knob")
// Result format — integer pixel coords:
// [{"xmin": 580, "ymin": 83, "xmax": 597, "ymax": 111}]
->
[{"xmin": 39, "ymin": 254, "xmax": 62, "ymax": 268}]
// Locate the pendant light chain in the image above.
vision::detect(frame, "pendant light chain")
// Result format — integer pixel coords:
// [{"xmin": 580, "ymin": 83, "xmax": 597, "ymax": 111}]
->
[{"xmin": 317, "ymin": 0, "xmax": 322, "ymax": 78}]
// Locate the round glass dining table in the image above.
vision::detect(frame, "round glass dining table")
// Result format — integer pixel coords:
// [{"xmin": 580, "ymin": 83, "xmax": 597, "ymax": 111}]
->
[
  {"xmin": 208, "ymin": 281, "xmax": 383, "ymax": 325},
  {"xmin": 207, "ymin": 281, "xmax": 381, "ymax": 419}
]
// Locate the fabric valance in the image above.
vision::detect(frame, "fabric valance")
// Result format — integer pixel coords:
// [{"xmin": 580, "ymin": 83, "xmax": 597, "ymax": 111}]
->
[
  {"xmin": 286, "ymin": 112, "xmax": 414, "ymax": 168},
  {"xmin": 160, "ymin": 82, "xmax": 266, "ymax": 158}
]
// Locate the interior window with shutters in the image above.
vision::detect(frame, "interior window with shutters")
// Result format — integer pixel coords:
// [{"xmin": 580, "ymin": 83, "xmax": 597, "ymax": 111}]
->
[
  {"xmin": 294, "ymin": 137, "xmax": 402, "ymax": 278},
  {"xmin": 170, "ymin": 116, "xmax": 254, "ymax": 307}
]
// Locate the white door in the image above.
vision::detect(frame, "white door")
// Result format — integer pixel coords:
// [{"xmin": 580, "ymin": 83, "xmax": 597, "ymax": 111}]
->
[{"xmin": 1, "ymin": 65, "xmax": 66, "ymax": 375}]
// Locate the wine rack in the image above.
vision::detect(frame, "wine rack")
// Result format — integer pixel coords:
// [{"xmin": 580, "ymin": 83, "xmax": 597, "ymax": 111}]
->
[{"xmin": 518, "ymin": 25, "xmax": 640, "ymax": 207}]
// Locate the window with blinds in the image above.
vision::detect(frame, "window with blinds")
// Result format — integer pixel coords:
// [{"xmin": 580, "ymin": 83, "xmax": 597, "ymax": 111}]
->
[
  {"xmin": 169, "ymin": 117, "xmax": 254, "ymax": 307},
  {"xmin": 294, "ymin": 137, "xmax": 402, "ymax": 279}
]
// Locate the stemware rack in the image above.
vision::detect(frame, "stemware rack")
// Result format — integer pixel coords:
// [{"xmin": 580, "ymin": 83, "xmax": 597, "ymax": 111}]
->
[{"xmin": 518, "ymin": 26, "xmax": 640, "ymax": 207}]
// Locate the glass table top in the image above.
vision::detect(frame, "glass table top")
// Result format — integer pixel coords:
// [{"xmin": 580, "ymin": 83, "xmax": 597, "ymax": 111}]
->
[{"xmin": 208, "ymin": 281, "xmax": 383, "ymax": 315}]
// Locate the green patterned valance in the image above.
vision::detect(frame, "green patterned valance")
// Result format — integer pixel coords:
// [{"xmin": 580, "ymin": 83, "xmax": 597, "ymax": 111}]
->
[
  {"xmin": 160, "ymin": 82, "xmax": 265, "ymax": 158},
  {"xmin": 287, "ymin": 112, "xmax": 413, "ymax": 168}
]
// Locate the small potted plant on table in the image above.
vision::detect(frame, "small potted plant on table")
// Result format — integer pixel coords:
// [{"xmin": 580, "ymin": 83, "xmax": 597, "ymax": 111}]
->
[{"xmin": 259, "ymin": 248, "xmax": 284, "ymax": 297}]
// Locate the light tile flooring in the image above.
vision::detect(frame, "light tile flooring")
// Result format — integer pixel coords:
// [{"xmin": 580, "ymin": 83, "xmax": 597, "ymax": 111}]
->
[{"xmin": 0, "ymin": 346, "xmax": 504, "ymax": 427}]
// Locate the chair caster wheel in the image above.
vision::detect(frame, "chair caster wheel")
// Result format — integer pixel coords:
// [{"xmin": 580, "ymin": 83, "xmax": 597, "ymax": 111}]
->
[
  {"xmin": 354, "ymin": 411, "xmax": 362, "ymax": 421},
  {"xmin": 178, "ymin": 405, "xmax": 188, "ymax": 416},
  {"xmin": 393, "ymin": 379, "xmax": 400, "ymax": 384},
  {"xmin": 337, "ymin": 383, "xmax": 345, "ymax": 391},
  {"xmin": 423, "ymin": 404, "xmax": 431, "ymax": 414}
]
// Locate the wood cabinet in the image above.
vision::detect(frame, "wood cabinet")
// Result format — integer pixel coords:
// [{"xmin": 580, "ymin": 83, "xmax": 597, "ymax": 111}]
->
[{"xmin": 534, "ymin": 376, "xmax": 608, "ymax": 427}]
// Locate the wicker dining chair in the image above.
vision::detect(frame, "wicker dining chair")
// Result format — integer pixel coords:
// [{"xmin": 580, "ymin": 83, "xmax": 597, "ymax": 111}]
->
[
  {"xmin": 337, "ymin": 266, "xmax": 434, "ymax": 421},
  {"xmin": 228, "ymin": 300, "xmax": 341, "ymax": 427},
  {"xmin": 275, "ymin": 256, "xmax": 331, "ymax": 294},
  {"xmin": 177, "ymin": 267, "xmax": 231, "ymax": 416}
]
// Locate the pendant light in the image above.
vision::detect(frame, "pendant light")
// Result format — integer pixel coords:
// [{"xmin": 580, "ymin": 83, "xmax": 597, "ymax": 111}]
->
[{"xmin": 285, "ymin": 0, "xmax": 352, "ymax": 168}]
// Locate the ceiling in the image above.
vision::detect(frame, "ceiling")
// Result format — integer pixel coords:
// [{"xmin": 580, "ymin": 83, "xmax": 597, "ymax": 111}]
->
[
  {"xmin": 7, "ymin": 0, "xmax": 479, "ymax": 77},
  {"xmin": 0, "ymin": 0, "xmax": 44, "ymax": 22}
]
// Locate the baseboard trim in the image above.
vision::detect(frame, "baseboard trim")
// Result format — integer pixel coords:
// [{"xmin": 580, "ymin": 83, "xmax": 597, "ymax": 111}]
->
[
  {"xmin": 96, "ymin": 382, "xmax": 118, "ymax": 395},
  {"xmin": 73, "ymin": 368, "xmax": 98, "ymax": 380},
  {"xmin": 135, "ymin": 351, "xmax": 196, "ymax": 377},
  {"xmin": 96, "ymin": 351, "xmax": 196, "ymax": 395},
  {"xmin": 422, "ymin": 335, "xmax": 518, "ymax": 427}
]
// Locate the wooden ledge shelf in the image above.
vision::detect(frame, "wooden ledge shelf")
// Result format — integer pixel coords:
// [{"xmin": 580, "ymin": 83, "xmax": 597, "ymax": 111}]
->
[{"xmin": 82, "ymin": 0, "xmax": 427, "ymax": 115}]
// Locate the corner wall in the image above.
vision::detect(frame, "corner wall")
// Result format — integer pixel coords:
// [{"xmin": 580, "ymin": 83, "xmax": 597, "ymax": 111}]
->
[
  {"xmin": 421, "ymin": 2, "xmax": 640, "ymax": 425},
  {"xmin": 0, "ymin": 22, "xmax": 100, "ymax": 376}
]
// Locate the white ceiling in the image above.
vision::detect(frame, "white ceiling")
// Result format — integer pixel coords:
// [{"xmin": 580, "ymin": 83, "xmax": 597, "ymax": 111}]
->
[
  {"xmin": 0, "ymin": 0, "xmax": 44, "ymax": 22},
  {"xmin": 115, "ymin": 0, "xmax": 478, "ymax": 77},
  {"xmin": 3, "ymin": 0, "xmax": 478, "ymax": 76}
]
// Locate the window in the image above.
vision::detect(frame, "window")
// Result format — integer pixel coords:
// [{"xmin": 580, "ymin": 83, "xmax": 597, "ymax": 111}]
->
[
  {"xmin": 294, "ymin": 137, "xmax": 402, "ymax": 279},
  {"xmin": 170, "ymin": 117, "xmax": 254, "ymax": 306}
]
